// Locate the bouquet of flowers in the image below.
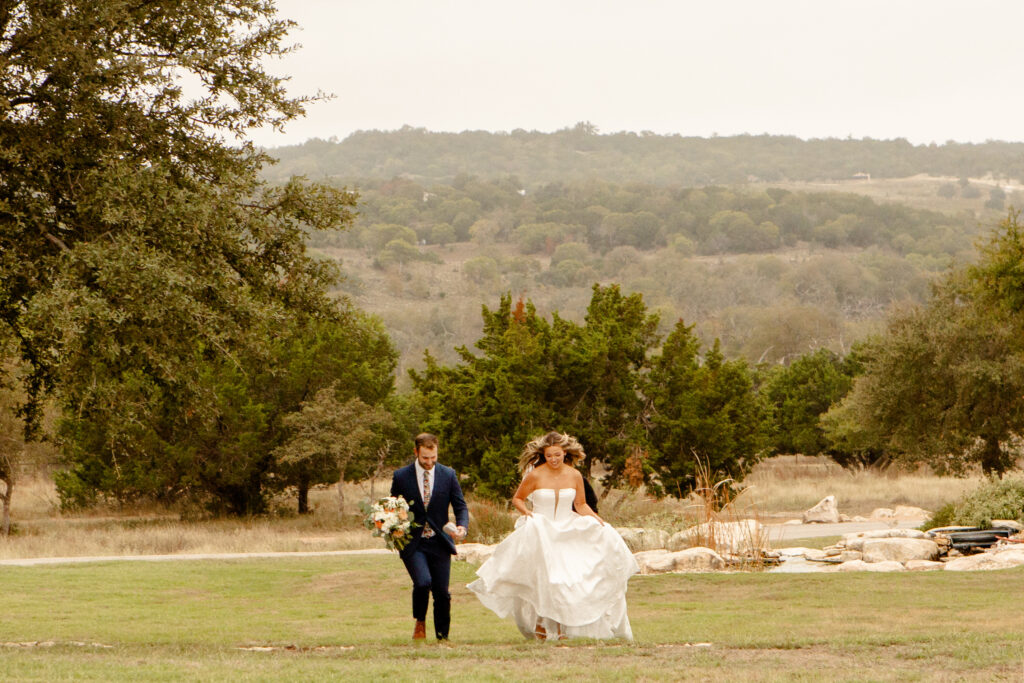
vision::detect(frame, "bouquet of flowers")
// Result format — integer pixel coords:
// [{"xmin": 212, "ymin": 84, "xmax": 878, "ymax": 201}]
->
[{"xmin": 360, "ymin": 495, "xmax": 418, "ymax": 551}]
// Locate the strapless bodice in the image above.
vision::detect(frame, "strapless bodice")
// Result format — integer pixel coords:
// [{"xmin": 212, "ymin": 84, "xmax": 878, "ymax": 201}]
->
[{"xmin": 527, "ymin": 488, "xmax": 577, "ymax": 523}]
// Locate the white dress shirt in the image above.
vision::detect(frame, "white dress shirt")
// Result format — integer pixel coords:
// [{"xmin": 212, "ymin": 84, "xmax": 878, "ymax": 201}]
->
[{"xmin": 414, "ymin": 460, "xmax": 435, "ymax": 504}]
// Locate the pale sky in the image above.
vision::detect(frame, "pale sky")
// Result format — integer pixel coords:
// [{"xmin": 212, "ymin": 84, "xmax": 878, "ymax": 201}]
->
[{"xmin": 250, "ymin": 0, "xmax": 1024, "ymax": 148}]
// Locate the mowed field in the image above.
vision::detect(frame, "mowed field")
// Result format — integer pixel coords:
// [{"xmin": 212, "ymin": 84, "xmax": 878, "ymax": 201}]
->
[{"xmin": 0, "ymin": 555, "xmax": 1021, "ymax": 681}]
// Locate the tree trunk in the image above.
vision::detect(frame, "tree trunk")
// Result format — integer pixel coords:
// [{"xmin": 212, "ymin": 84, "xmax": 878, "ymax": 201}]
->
[
  {"xmin": 297, "ymin": 475, "xmax": 309, "ymax": 515},
  {"xmin": 980, "ymin": 435, "xmax": 1007, "ymax": 477},
  {"xmin": 337, "ymin": 468, "xmax": 346, "ymax": 519},
  {"xmin": 1, "ymin": 477, "xmax": 11, "ymax": 537}
]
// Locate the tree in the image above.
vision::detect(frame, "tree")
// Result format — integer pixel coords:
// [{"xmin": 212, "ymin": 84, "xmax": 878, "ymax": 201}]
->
[
  {"xmin": 824, "ymin": 214, "xmax": 1024, "ymax": 475},
  {"xmin": 411, "ymin": 285, "xmax": 660, "ymax": 499},
  {"xmin": 55, "ymin": 310, "xmax": 399, "ymax": 514},
  {"xmin": 758, "ymin": 348, "xmax": 860, "ymax": 457},
  {"xmin": 644, "ymin": 321, "xmax": 763, "ymax": 497},
  {"xmin": 275, "ymin": 387, "xmax": 394, "ymax": 515},
  {"xmin": 2, "ymin": 1, "xmax": 381, "ymax": 516}
]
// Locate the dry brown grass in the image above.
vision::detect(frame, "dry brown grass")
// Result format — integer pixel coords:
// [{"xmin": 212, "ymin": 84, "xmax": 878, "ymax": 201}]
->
[
  {"xmin": 0, "ymin": 459, "xmax": 992, "ymax": 559},
  {"xmin": 740, "ymin": 455, "xmax": 986, "ymax": 518}
]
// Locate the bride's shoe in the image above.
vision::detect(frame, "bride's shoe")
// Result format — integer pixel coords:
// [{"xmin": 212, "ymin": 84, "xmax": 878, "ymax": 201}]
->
[
  {"xmin": 534, "ymin": 622, "xmax": 547, "ymax": 640},
  {"xmin": 556, "ymin": 624, "xmax": 567, "ymax": 641}
]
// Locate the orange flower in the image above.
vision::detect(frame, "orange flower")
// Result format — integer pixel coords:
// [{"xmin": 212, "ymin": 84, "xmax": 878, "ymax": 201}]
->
[
  {"xmin": 375, "ymin": 520, "xmax": 383, "ymax": 529},
  {"xmin": 398, "ymin": 510, "xmax": 408, "ymax": 520}
]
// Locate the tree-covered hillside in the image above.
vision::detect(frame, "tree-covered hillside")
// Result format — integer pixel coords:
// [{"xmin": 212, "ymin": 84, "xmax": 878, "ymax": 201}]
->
[{"xmin": 264, "ymin": 123, "xmax": 1024, "ymax": 186}]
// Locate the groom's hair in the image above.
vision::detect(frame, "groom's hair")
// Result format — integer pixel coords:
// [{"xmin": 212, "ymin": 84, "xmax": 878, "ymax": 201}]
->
[{"xmin": 414, "ymin": 433, "xmax": 439, "ymax": 451}]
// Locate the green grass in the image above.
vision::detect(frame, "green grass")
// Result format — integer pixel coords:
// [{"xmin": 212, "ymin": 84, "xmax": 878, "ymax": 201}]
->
[{"xmin": 0, "ymin": 556, "xmax": 1021, "ymax": 681}]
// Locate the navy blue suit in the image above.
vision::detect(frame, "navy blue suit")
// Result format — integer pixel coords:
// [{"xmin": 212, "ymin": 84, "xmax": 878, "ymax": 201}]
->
[{"xmin": 391, "ymin": 462, "xmax": 469, "ymax": 639}]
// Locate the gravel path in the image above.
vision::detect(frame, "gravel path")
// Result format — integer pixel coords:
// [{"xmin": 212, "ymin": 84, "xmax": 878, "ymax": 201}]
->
[
  {"xmin": 766, "ymin": 520, "xmax": 925, "ymax": 543},
  {"xmin": 0, "ymin": 548, "xmax": 392, "ymax": 567}
]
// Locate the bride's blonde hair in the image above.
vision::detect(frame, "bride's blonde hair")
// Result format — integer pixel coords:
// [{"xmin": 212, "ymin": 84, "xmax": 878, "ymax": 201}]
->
[{"xmin": 518, "ymin": 431, "xmax": 586, "ymax": 472}]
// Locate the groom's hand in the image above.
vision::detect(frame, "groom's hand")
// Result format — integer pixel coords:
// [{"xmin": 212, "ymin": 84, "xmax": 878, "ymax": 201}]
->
[{"xmin": 456, "ymin": 525, "xmax": 467, "ymax": 540}]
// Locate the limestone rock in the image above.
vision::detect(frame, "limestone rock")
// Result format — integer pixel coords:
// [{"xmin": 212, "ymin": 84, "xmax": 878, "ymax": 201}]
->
[
  {"xmin": 836, "ymin": 559, "xmax": 906, "ymax": 572},
  {"xmin": 666, "ymin": 519, "xmax": 762, "ymax": 554},
  {"xmin": 839, "ymin": 550, "xmax": 863, "ymax": 563},
  {"xmin": 944, "ymin": 548, "xmax": 1024, "ymax": 571},
  {"xmin": 616, "ymin": 527, "xmax": 669, "ymax": 553},
  {"xmin": 843, "ymin": 528, "xmax": 927, "ymax": 551},
  {"xmin": 905, "ymin": 560, "xmax": 944, "ymax": 571},
  {"xmin": 802, "ymin": 495, "xmax": 840, "ymax": 524},
  {"xmin": 456, "ymin": 543, "xmax": 496, "ymax": 564},
  {"xmin": 776, "ymin": 547, "xmax": 827, "ymax": 560},
  {"xmin": 892, "ymin": 505, "xmax": 931, "ymax": 520},
  {"xmin": 869, "ymin": 507, "xmax": 895, "ymax": 520},
  {"xmin": 667, "ymin": 547, "xmax": 727, "ymax": 572},
  {"xmin": 991, "ymin": 519, "xmax": 1023, "ymax": 532},
  {"xmin": 862, "ymin": 538, "xmax": 939, "ymax": 563},
  {"xmin": 768, "ymin": 557, "xmax": 833, "ymax": 573},
  {"xmin": 634, "ymin": 549, "xmax": 672, "ymax": 574}
]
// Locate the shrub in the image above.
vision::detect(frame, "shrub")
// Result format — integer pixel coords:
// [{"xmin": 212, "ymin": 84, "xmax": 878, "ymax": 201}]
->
[{"xmin": 922, "ymin": 477, "xmax": 1024, "ymax": 529}]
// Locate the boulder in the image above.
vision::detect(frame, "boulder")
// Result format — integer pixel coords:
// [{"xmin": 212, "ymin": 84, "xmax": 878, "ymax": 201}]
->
[
  {"xmin": 633, "ymin": 549, "xmax": 672, "ymax": 574},
  {"xmin": 843, "ymin": 528, "xmax": 927, "ymax": 551},
  {"xmin": 802, "ymin": 495, "xmax": 840, "ymax": 524},
  {"xmin": 892, "ymin": 505, "xmax": 931, "ymax": 520},
  {"xmin": 667, "ymin": 519, "xmax": 762, "ymax": 554},
  {"xmin": 776, "ymin": 547, "xmax": 827, "ymax": 561},
  {"xmin": 944, "ymin": 548, "xmax": 1024, "ymax": 572},
  {"xmin": 667, "ymin": 547, "xmax": 727, "ymax": 572},
  {"xmin": 991, "ymin": 519, "xmax": 1023, "ymax": 532},
  {"xmin": 869, "ymin": 507, "xmax": 895, "ymax": 520},
  {"xmin": 616, "ymin": 527, "xmax": 669, "ymax": 553},
  {"xmin": 455, "ymin": 543, "xmax": 496, "ymax": 564},
  {"xmin": 835, "ymin": 559, "xmax": 905, "ymax": 572},
  {"xmin": 861, "ymin": 538, "xmax": 939, "ymax": 563},
  {"xmin": 839, "ymin": 550, "xmax": 863, "ymax": 563},
  {"xmin": 905, "ymin": 560, "xmax": 944, "ymax": 571}
]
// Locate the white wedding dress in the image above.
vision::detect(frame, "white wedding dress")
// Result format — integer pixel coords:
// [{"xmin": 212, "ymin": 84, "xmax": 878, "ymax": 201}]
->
[{"xmin": 467, "ymin": 488, "xmax": 639, "ymax": 640}]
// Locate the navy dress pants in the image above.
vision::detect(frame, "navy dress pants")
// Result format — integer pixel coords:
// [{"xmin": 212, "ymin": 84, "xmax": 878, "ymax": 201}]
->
[{"xmin": 401, "ymin": 536, "xmax": 452, "ymax": 639}]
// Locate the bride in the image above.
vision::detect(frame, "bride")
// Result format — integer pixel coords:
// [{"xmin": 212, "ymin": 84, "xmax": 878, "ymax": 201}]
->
[{"xmin": 467, "ymin": 431, "xmax": 639, "ymax": 640}]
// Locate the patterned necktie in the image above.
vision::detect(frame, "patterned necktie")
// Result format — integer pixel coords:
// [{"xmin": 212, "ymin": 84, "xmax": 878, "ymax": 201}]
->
[{"xmin": 421, "ymin": 469, "xmax": 434, "ymax": 538}]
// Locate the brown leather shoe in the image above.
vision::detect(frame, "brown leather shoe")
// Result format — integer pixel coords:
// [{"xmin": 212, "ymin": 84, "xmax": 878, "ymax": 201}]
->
[{"xmin": 413, "ymin": 620, "xmax": 426, "ymax": 640}]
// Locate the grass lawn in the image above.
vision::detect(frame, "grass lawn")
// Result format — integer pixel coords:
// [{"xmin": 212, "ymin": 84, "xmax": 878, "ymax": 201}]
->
[{"xmin": 0, "ymin": 556, "xmax": 1021, "ymax": 681}]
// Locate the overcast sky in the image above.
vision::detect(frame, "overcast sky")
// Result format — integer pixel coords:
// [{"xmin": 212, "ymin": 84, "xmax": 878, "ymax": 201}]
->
[{"xmin": 250, "ymin": 1, "xmax": 1024, "ymax": 148}]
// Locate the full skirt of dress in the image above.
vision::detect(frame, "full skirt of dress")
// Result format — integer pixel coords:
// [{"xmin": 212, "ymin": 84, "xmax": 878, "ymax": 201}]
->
[{"xmin": 467, "ymin": 512, "xmax": 639, "ymax": 640}]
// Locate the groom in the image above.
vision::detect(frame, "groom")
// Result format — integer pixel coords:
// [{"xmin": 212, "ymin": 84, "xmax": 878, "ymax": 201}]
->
[{"xmin": 390, "ymin": 433, "xmax": 469, "ymax": 641}]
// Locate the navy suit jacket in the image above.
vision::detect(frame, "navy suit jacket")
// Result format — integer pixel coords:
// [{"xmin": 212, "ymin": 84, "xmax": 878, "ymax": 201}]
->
[{"xmin": 391, "ymin": 462, "xmax": 469, "ymax": 557}]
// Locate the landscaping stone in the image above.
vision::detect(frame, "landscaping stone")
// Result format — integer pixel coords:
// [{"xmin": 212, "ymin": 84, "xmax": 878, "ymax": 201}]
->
[
  {"xmin": 835, "ymin": 559, "xmax": 905, "ymax": 572},
  {"xmin": 768, "ymin": 557, "xmax": 833, "ymax": 573},
  {"xmin": 667, "ymin": 547, "xmax": 727, "ymax": 572},
  {"xmin": 861, "ymin": 538, "xmax": 939, "ymax": 563},
  {"xmin": 943, "ymin": 548, "xmax": 1024, "ymax": 571},
  {"xmin": 776, "ymin": 547, "xmax": 827, "ymax": 560},
  {"xmin": 991, "ymin": 519, "xmax": 1023, "ymax": 532},
  {"xmin": 839, "ymin": 550, "xmax": 863, "ymax": 563},
  {"xmin": 892, "ymin": 505, "xmax": 931, "ymax": 520},
  {"xmin": 905, "ymin": 560, "xmax": 944, "ymax": 571},
  {"xmin": 455, "ymin": 543, "xmax": 496, "ymax": 564},
  {"xmin": 616, "ymin": 527, "xmax": 669, "ymax": 553},
  {"xmin": 843, "ymin": 528, "xmax": 927, "ymax": 551},
  {"xmin": 633, "ymin": 549, "xmax": 672, "ymax": 574},
  {"xmin": 802, "ymin": 495, "xmax": 840, "ymax": 523}
]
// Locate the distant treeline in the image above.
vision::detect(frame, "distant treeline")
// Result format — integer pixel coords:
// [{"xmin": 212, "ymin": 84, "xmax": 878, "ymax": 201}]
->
[
  {"xmin": 313, "ymin": 176, "xmax": 977, "ymax": 260},
  {"xmin": 265, "ymin": 123, "xmax": 1024, "ymax": 186}
]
